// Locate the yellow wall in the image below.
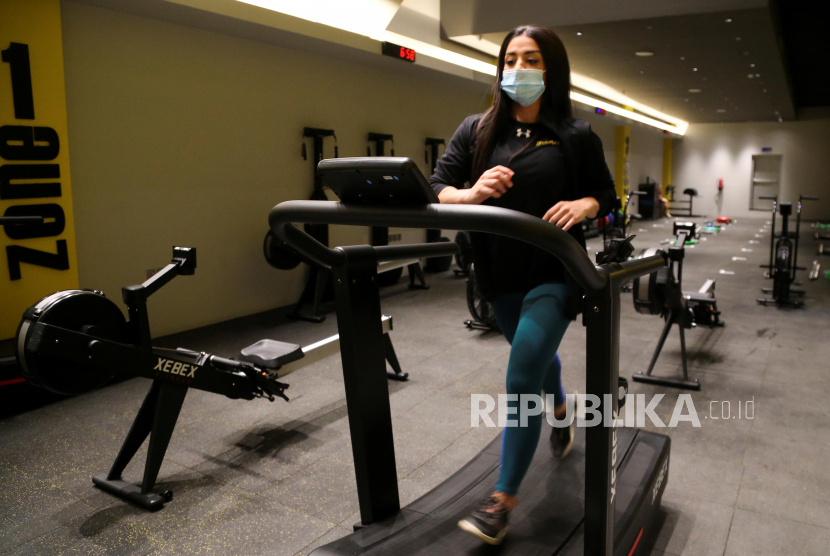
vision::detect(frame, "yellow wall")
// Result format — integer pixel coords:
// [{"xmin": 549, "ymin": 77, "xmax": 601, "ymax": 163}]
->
[
  {"xmin": 0, "ymin": 0, "xmax": 79, "ymax": 340},
  {"xmin": 60, "ymin": 2, "xmax": 487, "ymax": 337},
  {"xmin": 614, "ymin": 126, "xmax": 631, "ymax": 201},
  {"xmin": 662, "ymin": 137, "xmax": 673, "ymax": 196}
]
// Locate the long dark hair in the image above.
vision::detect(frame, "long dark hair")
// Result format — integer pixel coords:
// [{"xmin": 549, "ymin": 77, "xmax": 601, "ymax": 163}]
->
[{"xmin": 473, "ymin": 25, "xmax": 573, "ymax": 176}]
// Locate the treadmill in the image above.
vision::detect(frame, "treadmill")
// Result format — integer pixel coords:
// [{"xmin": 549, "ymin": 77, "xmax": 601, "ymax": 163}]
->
[{"xmin": 268, "ymin": 157, "xmax": 670, "ymax": 556}]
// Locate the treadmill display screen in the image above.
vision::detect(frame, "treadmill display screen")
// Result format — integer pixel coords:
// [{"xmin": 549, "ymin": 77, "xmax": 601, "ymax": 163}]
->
[{"xmin": 318, "ymin": 157, "xmax": 439, "ymax": 206}]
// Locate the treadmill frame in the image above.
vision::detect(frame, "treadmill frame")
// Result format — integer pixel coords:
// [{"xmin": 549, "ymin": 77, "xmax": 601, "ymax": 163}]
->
[{"xmin": 270, "ymin": 198, "xmax": 666, "ymax": 556}]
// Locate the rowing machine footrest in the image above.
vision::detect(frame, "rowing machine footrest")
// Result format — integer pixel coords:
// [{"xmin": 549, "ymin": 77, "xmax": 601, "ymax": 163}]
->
[
  {"xmin": 240, "ymin": 340, "xmax": 304, "ymax": 369},
  {"xmin": 683, "ymin": 290, "xmax": 714, "ymax": 301}
]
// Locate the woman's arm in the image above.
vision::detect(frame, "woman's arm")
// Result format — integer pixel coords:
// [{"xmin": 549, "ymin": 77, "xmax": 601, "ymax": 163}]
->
[
  {"xmin": 542, "ymin": 122, "xmax": 614, "ymax": 231},
  {"xmin": 577, "ymin": 126, "xmax": 616, "ymax": 218},
  {"xmin": 429, "ymin": 116, "xmax": 475, "ymax": 199},
  {"xmin": 429, "ymin": 115, "xmax": 514, "ymax": 205},
  {"xmin": 542, "ymin": 197, "xmax": 600, "ymax": 231},
  {"xmin": 439, "ymin": 166, "xmax": 515, "ymax": 204}
]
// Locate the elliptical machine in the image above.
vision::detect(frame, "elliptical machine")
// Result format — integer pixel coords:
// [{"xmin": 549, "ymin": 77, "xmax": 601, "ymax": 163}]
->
[{"xmin": 758, "ymin": 194, "xmax": 818, "ymax": 307}]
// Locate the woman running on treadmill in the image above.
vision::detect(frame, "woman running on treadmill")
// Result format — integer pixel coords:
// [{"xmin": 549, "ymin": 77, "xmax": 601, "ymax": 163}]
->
[{"xmin": 428, "ymin": 25, "xmax": 615, "ymax": 545}]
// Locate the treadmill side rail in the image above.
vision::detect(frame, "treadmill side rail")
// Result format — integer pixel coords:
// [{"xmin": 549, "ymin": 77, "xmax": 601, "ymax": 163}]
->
[
  {"xmin": 583, "ymin": 284, "xmax": 620, "ymax": 556},
  {"xmin": 333, "ymin": 245, "xmax": 401, "ymax": 525}
]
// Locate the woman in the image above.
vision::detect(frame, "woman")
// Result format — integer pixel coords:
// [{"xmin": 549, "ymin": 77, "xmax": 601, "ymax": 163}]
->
[{"xmin": 428, "ymin": 25, "xmax": 615, "ymax": 545}]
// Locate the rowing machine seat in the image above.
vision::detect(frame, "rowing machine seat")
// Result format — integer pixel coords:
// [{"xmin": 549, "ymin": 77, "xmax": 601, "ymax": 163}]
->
[{"xmin": 240, "ymin": 340, "xmax": 304, "ymax": 369}]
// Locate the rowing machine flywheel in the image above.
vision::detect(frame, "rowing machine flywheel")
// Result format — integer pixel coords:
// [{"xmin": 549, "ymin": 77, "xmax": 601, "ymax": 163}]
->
[
  {"xmin": 264, "ymin": 229, "xmax": 302, "ymax": 270},
  {"xmin": 16, "ymin": 290, "xmax": 127, "ymax": 395},
  {"xmin": 632, "ymin": 247, "xmax": 668, "ymax": 316}
]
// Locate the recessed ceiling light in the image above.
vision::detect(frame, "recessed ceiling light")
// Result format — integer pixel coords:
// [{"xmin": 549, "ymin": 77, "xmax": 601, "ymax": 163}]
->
[
  {"xmin": 725, "ymin": 18, "xmax": 733, "ymax": 23},
  {"xmin": 750, "ymin": 63, "xmax": 755, "ymax": 68},
  {"xmin": 736, "ymin": 37, "xmax": 741, "ymax": 41},
  {"xmin": 748, "ymin": 74, "xmax": 754, "ymax": 79},
  {"xmin": 688, "ymin": 88, "xmax": 702, "ymax": 93},
  {"xmin": 639, "ymin": 70, "xmax": 644, "ymax": 74},
  {"xmin": 635, "ymin": 51, "xmax": 654, "ymax": 57},
  {"xmin": 717, "ymin": 109, "xmax": 727, "ymax": 113},
  {"xmin": 576, "ymin": 32, "xmax": 582, "ymax": 36},
  {"xmin": 680, "ymin": 56, "xmax": 685, "ymax": 60},
  {"xmin": 763, "ymin": 89, "xmax": 768, "ymax": 93},
  {"xmin": 693, "ymin": 67, "xmax": 698, "ymax": 71},
  {"xmin": 756, "ymin": 73, "xmax": 760, "ymax": 77}
]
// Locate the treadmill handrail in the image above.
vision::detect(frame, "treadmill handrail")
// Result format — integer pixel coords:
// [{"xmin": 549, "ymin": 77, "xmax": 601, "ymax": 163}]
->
[{"xmin": 269, "ymin": 200, "xmax": 664, "ymax": 292}]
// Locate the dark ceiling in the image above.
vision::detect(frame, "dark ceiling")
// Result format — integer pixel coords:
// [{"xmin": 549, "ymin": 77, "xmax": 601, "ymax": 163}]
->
[
  {"xmin": 442, "ymin": 0, "xmax": 827, "ymax": 122},
  {"xmin": 775, "ymin": 1, "xmax": 830, "ymax": 108}
]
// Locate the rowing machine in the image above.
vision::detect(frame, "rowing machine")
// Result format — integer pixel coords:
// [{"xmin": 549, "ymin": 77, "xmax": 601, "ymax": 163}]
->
[
  {"xmin": 16, "ymin": 246, "xmax": 405, "ymax": 510},
  {"xmin": 631, "ymin": 229, "xmax": 724, "ymax": 390}
]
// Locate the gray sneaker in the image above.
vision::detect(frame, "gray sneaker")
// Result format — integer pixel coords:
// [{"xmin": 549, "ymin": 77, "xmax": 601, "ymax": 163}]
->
[{"xmin": 458, "ymin": 495, "xmax": 510, "ymax": 545}]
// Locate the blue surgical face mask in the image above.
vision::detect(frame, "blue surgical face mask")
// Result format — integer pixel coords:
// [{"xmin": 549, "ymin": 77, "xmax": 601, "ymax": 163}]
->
[{"xmin": 500, "ymin": 68, "xmax": 546, "ymax": 106}]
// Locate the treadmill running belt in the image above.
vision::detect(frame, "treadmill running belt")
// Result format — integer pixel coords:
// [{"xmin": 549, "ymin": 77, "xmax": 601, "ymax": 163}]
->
[{"xmin": 312, "ymin": 425, "xmax": 666, "ymax": 556}]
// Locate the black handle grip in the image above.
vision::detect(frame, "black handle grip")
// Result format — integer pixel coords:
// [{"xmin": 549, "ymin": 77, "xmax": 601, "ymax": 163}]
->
[
  {"xmin": 270, "ymin": 200, "xmax": 607, "ymax": 290},
  {"xmin": 758, "ymin": 196, "xmax": 777, "ymax": 200},
  {"xmin": 374, "ymin": 242, "xmax": 458, "ymax": 264},
  {"xmin": 801, "ymin": 195, "xmax": 819, "ymax": 201},
  {"xmin": 268, "ymin": 201, "xmax": 669, "ymax": 292}
]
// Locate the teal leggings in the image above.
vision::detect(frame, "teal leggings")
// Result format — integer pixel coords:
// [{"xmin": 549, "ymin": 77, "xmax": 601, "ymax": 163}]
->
[{"xmin": 490, "ymin": 282, "xmax": 571, "ymax": 496}]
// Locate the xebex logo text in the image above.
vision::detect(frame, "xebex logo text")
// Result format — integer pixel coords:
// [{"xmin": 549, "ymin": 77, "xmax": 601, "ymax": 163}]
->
[{"xmin": 154, "ymin": 358, "xmax": 197, "ymax": 378}]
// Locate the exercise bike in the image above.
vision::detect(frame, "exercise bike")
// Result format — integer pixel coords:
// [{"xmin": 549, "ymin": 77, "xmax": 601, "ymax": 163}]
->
[
  {"xmin": 631, "ymin": 224, "xmax": 724, "ymax": 390},
  {"xmin": 757, "ymin": 194, "xmax": 818, "ymax": 307},
  {"xmin": 15, "ymin": 246, "xmax": 407, "ymax": 510}
]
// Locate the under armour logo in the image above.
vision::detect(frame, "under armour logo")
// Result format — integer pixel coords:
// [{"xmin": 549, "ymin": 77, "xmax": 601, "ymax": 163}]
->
[{"xmin": 516, "ymin": 128, "xmax": 531, "ymax": 138}]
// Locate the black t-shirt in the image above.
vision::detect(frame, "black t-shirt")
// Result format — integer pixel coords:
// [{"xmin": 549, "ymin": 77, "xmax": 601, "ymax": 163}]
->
[
  {"xmin": 429, "ymin": 113, "xmax": 616, "ymax": 313},
  {"xmin": 472, "ymin": 119, "xmax": 570, "ymax": 298}
]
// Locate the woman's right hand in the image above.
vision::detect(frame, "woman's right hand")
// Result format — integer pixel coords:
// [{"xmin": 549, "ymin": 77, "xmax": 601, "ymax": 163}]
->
[{"xmin": 463, "ymin": 166, "xmax": 514, "ymax": 204}]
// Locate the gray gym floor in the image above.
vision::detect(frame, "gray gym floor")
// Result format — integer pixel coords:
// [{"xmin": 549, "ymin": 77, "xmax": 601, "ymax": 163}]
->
[{"xmin": 2, "ymin": 216, "xmax": 829, "ymax": 555}]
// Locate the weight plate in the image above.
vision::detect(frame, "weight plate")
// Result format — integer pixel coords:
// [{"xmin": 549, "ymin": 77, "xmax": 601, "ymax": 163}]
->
[
  {"xmin": 17, "ymin": 290, "xmax": 126, "ymax": 395},
  {"xmin": 264, "ymin": 230, "xmax": 302, "ymax": 270}
]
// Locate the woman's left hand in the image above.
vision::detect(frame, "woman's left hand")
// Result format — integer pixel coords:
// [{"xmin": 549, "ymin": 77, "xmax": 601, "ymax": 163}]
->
[{"xmin": 543, "ymin": 197, "xmax": 600, "ymax": 231}]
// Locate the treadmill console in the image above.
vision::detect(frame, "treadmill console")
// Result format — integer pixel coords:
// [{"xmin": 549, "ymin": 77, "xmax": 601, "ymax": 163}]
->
[{"xmin": 318, "ymin": 157, "xmax": 439, "ymax": 206}]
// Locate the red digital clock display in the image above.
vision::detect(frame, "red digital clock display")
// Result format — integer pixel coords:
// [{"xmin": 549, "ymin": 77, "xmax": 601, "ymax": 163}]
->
[{"xmin": 382, "ymin": 42, "xmax": 416, "ymax": 63}]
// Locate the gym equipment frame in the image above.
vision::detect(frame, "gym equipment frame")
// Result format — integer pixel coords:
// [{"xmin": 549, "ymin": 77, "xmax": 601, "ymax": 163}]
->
[
  {"xmin": 270, "ymin": 156, "xmax": 671, "ymax": 556},
  {"xmin": 16, "ymin": 247, "xmax": 409, "ymax": 510},
  {"xmin": 757, "ymin": 195, "xmax": 818, "ymax": 307},
  {"xmin": 631, "ymin": 225, "xmax": 724, "ymax": 391}
]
